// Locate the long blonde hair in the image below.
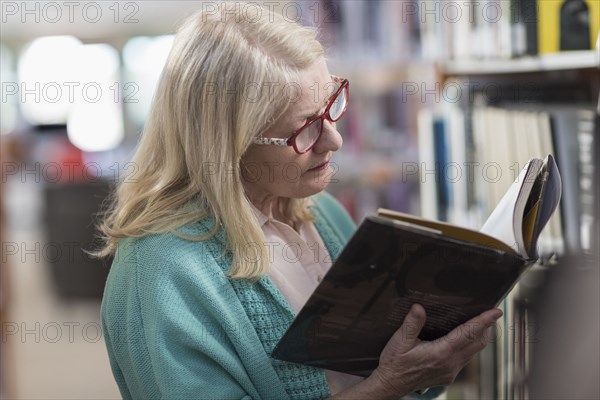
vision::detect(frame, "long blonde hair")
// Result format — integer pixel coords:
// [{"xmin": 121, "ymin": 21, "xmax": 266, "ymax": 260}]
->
[{"xmin": 95, "ymin": 3, "xmax": 325, "ymax": 279}]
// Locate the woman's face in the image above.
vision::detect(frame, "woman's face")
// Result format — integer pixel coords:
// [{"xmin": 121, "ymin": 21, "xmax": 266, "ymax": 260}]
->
[{"xmin": 241, "ymin": 58, "xmax": 343, "ymax": 203}]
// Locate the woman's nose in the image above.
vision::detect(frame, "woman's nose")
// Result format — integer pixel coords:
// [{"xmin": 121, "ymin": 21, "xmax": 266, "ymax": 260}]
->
[{"xmin": 312, "ymin": 120, "xmax": 343, "ymax": 154}]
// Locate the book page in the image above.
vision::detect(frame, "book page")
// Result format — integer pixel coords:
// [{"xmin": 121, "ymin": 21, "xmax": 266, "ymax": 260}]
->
[
  {"xmin": 531, "ymin": 155, "xmax": 562, "ymax": 250},
  {"xmin": 480, "ymin": 158, "xmax": 543, "ymax": 256},
  {"xmin": 376, "ymin": 209, "xmax": 516, "ymax": 254},
  {"xmin": 378, "ymin": 155, "xmax": 558, "ymax": 258},
  {"xmin": 523, "ymin": 200, "xmax": 541, "ymax": 254}
]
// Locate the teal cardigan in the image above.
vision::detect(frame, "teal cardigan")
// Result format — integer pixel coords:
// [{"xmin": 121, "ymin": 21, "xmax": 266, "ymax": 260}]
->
[{"xmin": 101, "ymin": 192, "xmax": 444, "ymax": 399}]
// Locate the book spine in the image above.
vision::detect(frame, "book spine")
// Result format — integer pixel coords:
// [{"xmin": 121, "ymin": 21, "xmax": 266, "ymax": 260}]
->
[
  {"xmin": 433, "ymin": 117, "xmax": 450, "ymax": 221},
  {"xmin": 418, "ymin": 109, "xmax": 439, "ymax": 220},
  {"xmin": 548, "ymin": 108, "xmax": 582, "ymax": 255},
  {"xmin": 538, "ymin": 0, "xmax": 600, "ymax": 54},
  {"xmin": 577, "ymin": 109, "xmax": 597, "ymax": 255},
  {"xmin": 594, "ymin": 114, "xmax": 600, "ymax": 264},
  {"xmin": 522, "ymin": 0, "xmax": 539, "ymax": 55}
]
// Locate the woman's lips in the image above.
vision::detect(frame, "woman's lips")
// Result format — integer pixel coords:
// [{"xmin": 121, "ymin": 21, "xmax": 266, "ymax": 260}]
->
[{"xmin": 308, "ymin": 160, "xmax": 329, "ymax": 172}]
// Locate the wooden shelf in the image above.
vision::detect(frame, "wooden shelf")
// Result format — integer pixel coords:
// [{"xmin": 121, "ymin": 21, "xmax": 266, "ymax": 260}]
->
[
  {"xmin": 328, "ymin": 63, "xmax": 408, "ymax": 91},
  {"xmin": 441, "ymin": 50, "xmax": 599, "ymax": 76}
]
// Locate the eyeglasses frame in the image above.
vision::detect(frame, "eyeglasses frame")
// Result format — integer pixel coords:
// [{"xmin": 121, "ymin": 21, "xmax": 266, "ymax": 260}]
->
[{"xmin": 253, "ymin": 75, "xmax": 349, "ymax": 154}]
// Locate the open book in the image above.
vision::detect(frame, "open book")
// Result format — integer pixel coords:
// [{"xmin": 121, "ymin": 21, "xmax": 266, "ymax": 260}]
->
[{"xmin": 272, "ymin": 155, "xmax": 561, "ymax": 377}]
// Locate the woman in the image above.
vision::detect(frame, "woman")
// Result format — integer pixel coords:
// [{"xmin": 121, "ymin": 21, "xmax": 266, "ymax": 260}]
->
[{"xmin": 98, "ymin": 3, "xmax": 502, "ymax": 399}]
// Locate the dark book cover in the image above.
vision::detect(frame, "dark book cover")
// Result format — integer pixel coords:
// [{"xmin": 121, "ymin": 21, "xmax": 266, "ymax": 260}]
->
[{"xmin": 272, "ymin": 216, "xmax": 532, "ymax": 377}]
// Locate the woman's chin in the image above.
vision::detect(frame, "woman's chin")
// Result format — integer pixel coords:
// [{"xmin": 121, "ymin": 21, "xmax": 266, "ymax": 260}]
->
[{"xmin": 296, "ymin": 178, "xmax": 330, "ymax": 198}]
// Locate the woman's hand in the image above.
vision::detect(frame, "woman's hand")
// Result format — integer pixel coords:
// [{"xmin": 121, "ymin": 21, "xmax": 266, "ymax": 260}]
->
[{"xmin": 330, "ymin": 304, "xmax": 503, "ymax": 399}]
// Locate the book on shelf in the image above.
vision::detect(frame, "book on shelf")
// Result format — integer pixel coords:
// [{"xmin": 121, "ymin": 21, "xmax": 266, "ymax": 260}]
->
[
  {"xmin": 272, "ymin": 155, "xmax": 561, "ymax": 377},
  {"xmin": 543, "ymin": 105, "xmax": 598, "ymax": 255},
  {"xmin": 416, "ymin": 0, "xmax": 600, "ymax": 61},
  {"xmin": 300, "ymin": 0, "xmax": 418, "ymax": 64},
  {"xmin": 538, "ymin": 0, "xmax": 600, "ymax": 54},
  {"xmin": 472, "ymin": 105, "xmax": 565, "ymax": 257},
  {"xmin": 419, "ymin": 95, "xmax": 598, "ymax": 257},
  {"xmin": 577, "ymin": 109, "xmax": 597, "ymax": 254},
  {"xmin": 513, "ymin": 0, "xmax": 539, "ymax": 56}
]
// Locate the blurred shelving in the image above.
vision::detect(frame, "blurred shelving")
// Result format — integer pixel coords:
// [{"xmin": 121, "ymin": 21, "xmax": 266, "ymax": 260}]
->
[
  {"xmin": 1, "ymin": 1, "xmax": 598, "ymax": 398},
  {"xmin": 441, "ymin": 50, "xmax": 599, "ymax": 76}
]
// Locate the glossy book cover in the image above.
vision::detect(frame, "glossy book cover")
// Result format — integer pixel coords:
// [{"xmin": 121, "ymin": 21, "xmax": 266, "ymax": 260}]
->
[{"xmin": 272, "ymin": 216, "xmax": 533, "ymax": 376}]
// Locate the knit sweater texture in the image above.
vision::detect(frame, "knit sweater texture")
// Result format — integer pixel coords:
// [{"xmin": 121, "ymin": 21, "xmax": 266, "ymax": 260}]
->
[{"xmin": 101, "ymin": 191, "xmax": 444, "ymax": 399}]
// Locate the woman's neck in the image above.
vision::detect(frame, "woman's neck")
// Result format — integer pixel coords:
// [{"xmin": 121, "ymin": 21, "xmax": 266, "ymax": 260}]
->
[
  {"xmin": 245, "ymin": 192, "xmax": 299, "ymax": 231},
  {"xmin": 243, "ymin": 186, "xmax": 278, "ymax": 217}
]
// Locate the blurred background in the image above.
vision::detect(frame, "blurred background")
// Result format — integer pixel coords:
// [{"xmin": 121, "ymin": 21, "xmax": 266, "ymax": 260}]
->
[{"xmin": 1, "ymin": 1, "xmax": 598, "ymax": 399}]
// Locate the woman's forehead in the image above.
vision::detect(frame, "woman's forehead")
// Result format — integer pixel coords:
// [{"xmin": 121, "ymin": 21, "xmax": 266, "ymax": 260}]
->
[{"xmin": 293, "ymin": 65, "xmax": 335, "ymax": 117}]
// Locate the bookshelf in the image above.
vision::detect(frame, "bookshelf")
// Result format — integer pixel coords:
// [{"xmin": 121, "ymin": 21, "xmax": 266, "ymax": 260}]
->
[
  {"xmin": 301, "ymin": 0, "xmax": 599, "ymax": 398},
  {"xmin": 441, "ymin": 50, "xmax": 599, "ymax": 76},
  {"xmin": 428, "ymin": 52, "xmax": 599, "ymax": 400},
  {"xmin": 0, "ymin": 0, "xmax": 596, "ymax": 398}
]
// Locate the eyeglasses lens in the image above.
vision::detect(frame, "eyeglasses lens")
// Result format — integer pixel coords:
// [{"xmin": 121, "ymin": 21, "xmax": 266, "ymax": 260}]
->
[
  {"xmin": 329, "ymin": 88, "xmax": 347, "ymax": 121},
  {"xmin": 295, "ymin": 120, "xmax": 322, "ymax": 152},
  {"xmin": 295, "ymin": 84, "xmax": 348, "ymax": 152}
]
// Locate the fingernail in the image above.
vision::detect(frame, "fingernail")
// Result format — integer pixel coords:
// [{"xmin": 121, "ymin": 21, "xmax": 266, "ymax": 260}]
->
[{"xmin": 493, "ymin": 310, "xmax": 504, "ymax": 319}]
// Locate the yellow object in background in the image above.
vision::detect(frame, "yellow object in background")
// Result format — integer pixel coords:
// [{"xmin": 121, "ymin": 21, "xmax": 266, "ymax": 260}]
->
[{"xmin": 538, "ymin": 0, "xmax": 600, "ymax": 54}]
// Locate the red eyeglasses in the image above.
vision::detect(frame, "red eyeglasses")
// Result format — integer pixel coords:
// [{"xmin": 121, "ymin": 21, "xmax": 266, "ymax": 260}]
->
[{"xmin": 253, "ymin": 75, "xmax": 349, "ymax": 154}]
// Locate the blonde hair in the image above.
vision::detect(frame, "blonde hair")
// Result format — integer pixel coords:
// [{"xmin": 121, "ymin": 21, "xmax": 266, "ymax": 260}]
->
[{"xmin": 95, "ymin": 2, "xmax": 325, "ymax": 279}]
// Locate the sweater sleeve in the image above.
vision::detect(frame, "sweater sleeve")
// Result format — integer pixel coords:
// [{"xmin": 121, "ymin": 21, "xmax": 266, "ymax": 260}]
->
[{"xmin": 101, "ymin": 236, "xmax": 265, "ymax": 400}]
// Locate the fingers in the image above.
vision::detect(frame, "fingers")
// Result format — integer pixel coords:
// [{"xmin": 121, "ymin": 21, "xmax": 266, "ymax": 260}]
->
[
  {"xmin": 460, "ymin": 324, "xmax": 495, "ymax": 355},
  {"xmin": 375, "ymin": 307, "xmax": 500, "ymax": 395},
  {"xmin": 390, "ymin": 304, "xmax": 427, "ymax": 351},
  {"xmin": 455, "ymin": 308, "xmax": 502, "ymax": 341},
  {"xmin": 403, "ymin": 304, "xmax": 427, "ymax": 342},
  {"xmin": 436, "ymin": 308, "xmax": 503, "ymax": 353},
  {"xmin": 475, "ymin": 308, "xmax": 504, "ymax": 326}
]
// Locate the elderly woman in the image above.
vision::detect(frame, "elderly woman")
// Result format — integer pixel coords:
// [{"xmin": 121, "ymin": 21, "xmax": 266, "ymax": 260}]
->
[{"xmin": 98, "ymin": 3, "xmax": 502, "ymax": 399}]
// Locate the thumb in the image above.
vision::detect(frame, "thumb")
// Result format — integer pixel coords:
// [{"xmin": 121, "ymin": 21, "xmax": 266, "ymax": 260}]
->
[{"xmin": 395, "ymin": 304, "xmax": 427, "ymax": 349}]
